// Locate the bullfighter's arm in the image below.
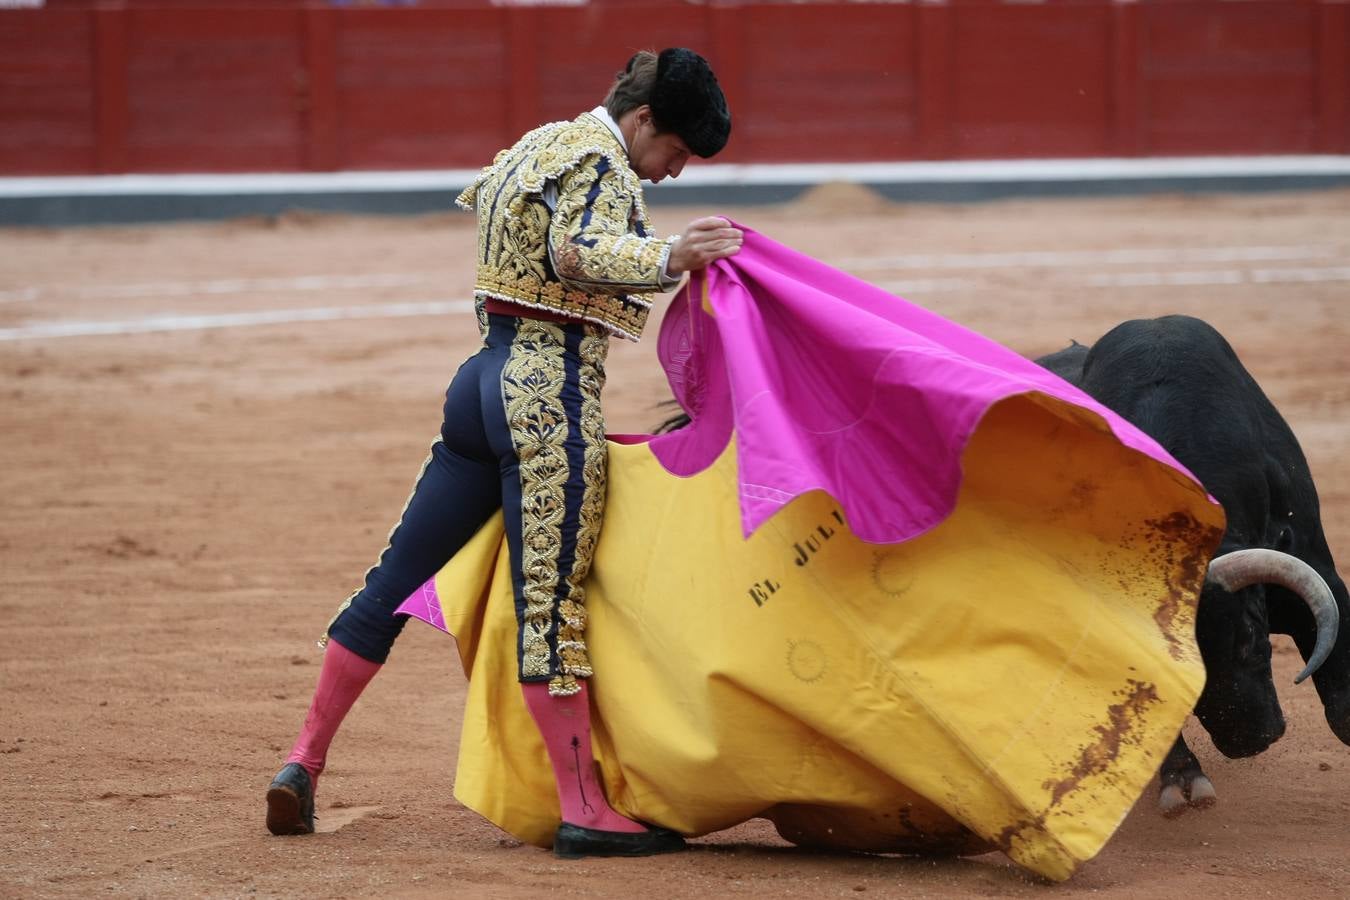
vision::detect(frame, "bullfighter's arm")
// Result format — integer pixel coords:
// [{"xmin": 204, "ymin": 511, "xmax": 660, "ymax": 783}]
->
[{"xmin": 547, "ymin": 155, "xmax": 680, "ymax": 294}]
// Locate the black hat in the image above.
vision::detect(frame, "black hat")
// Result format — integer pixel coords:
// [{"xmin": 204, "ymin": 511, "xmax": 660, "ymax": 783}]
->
[{"xmin": 649, "ymin": 48, "xmax": 731, "ymax": 158}]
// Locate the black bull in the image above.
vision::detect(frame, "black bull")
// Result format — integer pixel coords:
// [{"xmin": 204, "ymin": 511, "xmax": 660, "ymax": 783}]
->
[{"xmin": 1037, "ymin": 315, "xmax": 1348, "ymax": 814}]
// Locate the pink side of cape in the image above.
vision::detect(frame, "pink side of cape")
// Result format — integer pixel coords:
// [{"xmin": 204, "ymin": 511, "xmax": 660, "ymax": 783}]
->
[
  {"xmin": 396, "ymin": 576, "xmax": 445, "ymax": 634},
  {"xmin": 647, "ymin": 226, "xmax": 1202, "ymax": 544}
]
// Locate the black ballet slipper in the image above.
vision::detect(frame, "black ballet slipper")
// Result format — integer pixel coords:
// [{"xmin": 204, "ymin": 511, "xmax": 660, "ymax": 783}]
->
[
  {"xmin": 265, "ymin": 762, "xmax": 316, "ymax": 836},
  {"xmin": 552, "ymin": 822, "xmax": 687, "ymax": 859}
]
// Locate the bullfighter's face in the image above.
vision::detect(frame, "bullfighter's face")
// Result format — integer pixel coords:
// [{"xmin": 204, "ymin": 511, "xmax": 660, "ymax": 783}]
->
[{"xmin": 628, "ymin": 107, "xmax": 691, "ymax": 184}]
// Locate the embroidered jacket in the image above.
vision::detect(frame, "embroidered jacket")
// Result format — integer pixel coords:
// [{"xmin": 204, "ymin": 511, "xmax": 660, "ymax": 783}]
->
[{"xmin": 456, "ymin": 112, "xmax": 678, "ymax": 342}]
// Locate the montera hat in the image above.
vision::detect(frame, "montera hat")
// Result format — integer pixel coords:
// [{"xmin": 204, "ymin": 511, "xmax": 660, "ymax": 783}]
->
[{"xmin": 649, "ymin": 48, "xmax": 731, "ymax": 158}]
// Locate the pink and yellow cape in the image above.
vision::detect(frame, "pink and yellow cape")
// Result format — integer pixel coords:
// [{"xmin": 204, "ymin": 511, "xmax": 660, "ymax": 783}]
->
[{"xmin": 398, "ymin": 228, "xmax": 1223, "ymax": 880}]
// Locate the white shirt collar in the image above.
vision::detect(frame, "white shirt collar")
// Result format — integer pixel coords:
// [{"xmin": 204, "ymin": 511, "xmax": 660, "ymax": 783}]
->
[{"xmin": 589, "ymin": 106, "xmax": 628, "ymax": 152}]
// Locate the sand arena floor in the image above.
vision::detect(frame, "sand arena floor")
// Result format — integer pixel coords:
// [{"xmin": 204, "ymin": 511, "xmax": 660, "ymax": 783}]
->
[{"xmin": 3, "ymin": 186, "xmax": 1349, "ymax": 898}]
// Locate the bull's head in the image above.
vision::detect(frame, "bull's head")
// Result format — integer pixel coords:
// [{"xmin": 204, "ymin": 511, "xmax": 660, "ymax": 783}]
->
[
  {"xmin": 1193, "ymin": 549, "xmax": 1340, "ymax": 758},
  {"xmin": 1271, "ymin": 555, "xmax": 1350, "ymax": 747}
]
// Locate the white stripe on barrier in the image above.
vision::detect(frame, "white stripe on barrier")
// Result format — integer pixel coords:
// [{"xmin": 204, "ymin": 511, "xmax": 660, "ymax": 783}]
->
[{"xmin": 5, "ymin": 155, "xmax": 1350, "ymax": 197}]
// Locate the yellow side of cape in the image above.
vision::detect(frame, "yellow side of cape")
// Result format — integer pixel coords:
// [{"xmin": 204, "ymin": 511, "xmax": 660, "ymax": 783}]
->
[{"xmin": 430, "ymin": 394, "xmax": 1223, "ymax": 881}]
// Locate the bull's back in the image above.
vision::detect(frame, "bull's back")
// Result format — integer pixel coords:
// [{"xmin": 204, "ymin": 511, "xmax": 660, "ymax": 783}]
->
[{"xmin": 1075, "ymin": 316, "xmax": 1282, "ymax": 458}]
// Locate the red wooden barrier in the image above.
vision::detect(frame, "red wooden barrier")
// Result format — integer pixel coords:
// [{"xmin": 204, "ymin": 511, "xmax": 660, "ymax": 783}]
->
[
  {"xmin": 0, "ymin": 9, "xmax": 97, "ymax": 173},
  {"xmin": 1, "ymin": 1, "xmax": 1347, "ymax": 175}
]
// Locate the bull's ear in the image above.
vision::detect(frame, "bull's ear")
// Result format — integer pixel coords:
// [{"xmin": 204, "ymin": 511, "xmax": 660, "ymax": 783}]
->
[{"xmin": 1274, "ymin": 522, "xmax": 1295, "ymax": 552}]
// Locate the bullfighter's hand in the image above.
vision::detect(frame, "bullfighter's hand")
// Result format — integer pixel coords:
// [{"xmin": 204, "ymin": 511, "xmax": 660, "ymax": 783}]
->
[{"xmin": 667, "ymin": 217, "xmax": 743, "ymax": 274}]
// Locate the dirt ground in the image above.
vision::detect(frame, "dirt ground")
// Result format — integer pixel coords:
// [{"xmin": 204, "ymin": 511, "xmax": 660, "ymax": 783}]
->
[{"xmin": 3, "ymin": 186, "xmax": 1349, "ymax": 899}]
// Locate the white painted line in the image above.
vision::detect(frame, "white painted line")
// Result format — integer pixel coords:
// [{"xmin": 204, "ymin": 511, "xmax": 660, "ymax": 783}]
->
[
  {"xmin": 4, "ymin": 155, "xmax": 1350, "ymax": 197},
  {"xmin": 0, "ymin": 272, "xmax": 444, "ymax": 304},
  {"xmin": 837, "ymin": 245, "xmax": 1341, "ymax": 272},
  {"xmin": 1079, "ymin": 266, "xmax": 1350, "ymax": 289},
  {"xmin": 878, "ymin": 265, "xmax": 1350, "ymax": 294},
  {"xmin": 8, "ymin": 259, "xmax": 1348, "ymax": 341},
  {"xmin": 1079, "ymin": 269, "xmax": 1247, "ymax": 288},
  {"xmin": 872, "ymin": 278, "xmax": 980, "ymax": 294},
  {"xmin": 1251, "ymin": 266, "xmax": 1350, "ymax": 284},
  {"xmin": 0, "ymin": 287, "xmax": 40, "ymax": 305},
  {"xmin": 0, "ymin": 300, "xmax": 476, "ymax": 341},
  {"xmin": 6, "ymin": 244, "xmax": 1340, "ymax": 307}
]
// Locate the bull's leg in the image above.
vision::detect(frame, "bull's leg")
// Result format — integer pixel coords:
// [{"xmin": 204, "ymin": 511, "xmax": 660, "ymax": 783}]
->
[{"xmin": 1158, "ymin": 734, "xmax": 1218, "ymax": 817}]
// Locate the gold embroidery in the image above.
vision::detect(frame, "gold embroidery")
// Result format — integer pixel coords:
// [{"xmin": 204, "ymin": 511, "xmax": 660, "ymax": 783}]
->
[
  {"xmin": 458, "ymin": 114, "xmax": 673, "ymax": 342},
  {"xmin": 550, "ymin": 673, "xmax": 581, "ymax": 696},
  {"xmin": 556, "ymin": 330, "xmax": 608, "ymax": 687},
  {"xmin": 500, "ymin": 320, "xmax": 609, "ymax": 696},
  {"xmin": 317, "ymin": 589, "xmax": 359, "ymax": 649},
  {"xmin": 473, "ymin": 296, "xmax": 489, "ymax": 344},
  {"xmin": 551, "ymin": 163, "xmax": 672, "ymax": 294},
  {"xmin": 503, "ymin": 321, "xmax": 572, "ymax": 680}
]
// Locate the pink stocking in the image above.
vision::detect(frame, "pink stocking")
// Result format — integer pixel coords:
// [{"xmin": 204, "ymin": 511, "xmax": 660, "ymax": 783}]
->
[
  {"xmin": 286, "ymin": 639, "xmax": 382, "ymax": 787},
  {"xmin": 521, "ymin": 681, "xmax": 647, "ymax": 833}
]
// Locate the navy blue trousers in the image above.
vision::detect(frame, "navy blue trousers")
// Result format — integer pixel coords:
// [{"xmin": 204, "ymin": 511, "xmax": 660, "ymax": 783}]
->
[{"xmin": 328, "ymin": 314, "xmax": 609, "ymax": 694}]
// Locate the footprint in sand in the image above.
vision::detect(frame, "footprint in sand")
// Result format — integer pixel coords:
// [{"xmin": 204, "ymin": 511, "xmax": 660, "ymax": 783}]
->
[{"xmin": 316, "ymin": 805, "xmax": 380, "ymax": 833}]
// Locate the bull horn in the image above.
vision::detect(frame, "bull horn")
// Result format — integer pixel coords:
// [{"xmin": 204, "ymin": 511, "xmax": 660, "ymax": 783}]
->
[{"xmin": 1206, "ymin": 548, "xmax": 1340, "ymax": 684}]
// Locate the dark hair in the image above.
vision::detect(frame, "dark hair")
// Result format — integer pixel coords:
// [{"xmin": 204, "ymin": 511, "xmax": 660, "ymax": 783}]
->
[
  {"xmin": 604, "ymin": 51, "xmax": 659, "ymax": 120},
  {"xmin": 604, "ymin": 48, "xmax": 732, "ymax": 158}
]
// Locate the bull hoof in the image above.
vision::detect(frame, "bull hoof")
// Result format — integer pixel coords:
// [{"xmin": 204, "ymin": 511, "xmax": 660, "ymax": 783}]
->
[
  {"xmin": 1187, "ymin": 776, "xmax": 1217, "ymax": 809},
  {"xmin": 1158, "ymin": 784, "xmax": 1188, "ymax": 817},
  {"xmin": 1158, "ymin": 777, "xmax": 1218, "ymax": 817}
]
